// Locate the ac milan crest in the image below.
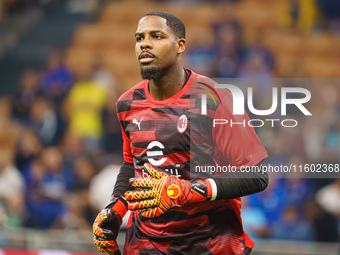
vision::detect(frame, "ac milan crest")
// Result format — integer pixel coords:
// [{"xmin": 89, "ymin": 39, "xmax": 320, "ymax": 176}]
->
[{"xmin": 177, "ymin": 114, "xmax": 188, "ymax": 133}]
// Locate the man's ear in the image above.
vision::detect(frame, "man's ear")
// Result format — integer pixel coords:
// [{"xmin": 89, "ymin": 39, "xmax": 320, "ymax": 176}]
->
[{"xmin": 177, "ymin": 39, "xmax": 186, "ymax": 54}]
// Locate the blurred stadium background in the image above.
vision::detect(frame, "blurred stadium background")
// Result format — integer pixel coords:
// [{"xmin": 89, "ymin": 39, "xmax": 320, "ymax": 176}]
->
[{"xmin": 0, "ymin": 0, "xmax": 339, "ymax": 254}]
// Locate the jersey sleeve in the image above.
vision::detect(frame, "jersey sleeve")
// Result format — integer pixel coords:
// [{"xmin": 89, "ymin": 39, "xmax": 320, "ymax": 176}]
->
[
  {"xmin": 116, "ymin": 100, "xmax": 133, "ymax": 164},
  {"xmin": 119, "ymin": 122, "xmax": 133, "ymax": 164},
  {"xmin": 212, "ymin": 92, "xmax": 268, "ymax": 168}
]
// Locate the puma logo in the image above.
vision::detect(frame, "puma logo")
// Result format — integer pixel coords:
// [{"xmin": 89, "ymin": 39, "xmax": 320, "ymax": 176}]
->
[{"xmin": 132, "ymin": 118, "xmax": 143, "ymax": 130}]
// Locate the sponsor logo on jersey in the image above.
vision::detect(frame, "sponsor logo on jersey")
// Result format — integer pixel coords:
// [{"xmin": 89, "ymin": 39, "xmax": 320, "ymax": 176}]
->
[
  {"xmin": 146, "ymin": 141, "xmax": 167, "ymax": 166},
  {"xmin": 167, "ymin": 184, "xmax": 181, "ymax": 199},
  {"xmin": 177, "ymin": 114, "xmax": 188, "ymax": 133},
  {"xmin": 132, "ymin": 118, "xmax": 143, "ymax": 130}
]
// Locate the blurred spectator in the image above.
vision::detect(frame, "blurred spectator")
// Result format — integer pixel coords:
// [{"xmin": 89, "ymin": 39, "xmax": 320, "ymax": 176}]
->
[
  {"xmin": 271, "ymin": 206, "xmax": 314, "ymax": 241},
  {"xmin": 0, "ymin": 146, "xmax": 25, "ymax": 229},
  {"xmin": 302, "ymin": 106, "xmax": 327, "ymax": 162},
  {"xmin": 63, "ymin": 154, "xmax": 98, "ymax": 230},
  {"xmin": 305, "ymin": 198, "xmax": 339, "ymax": 242},
  {"xmin": 59, "ymin": 129, "xmax": 84, "ymax": 190},
  {"xmin": 12, "ymin": 69, "xmax": 41, "ymax": 125},
  {"xmin": 15, "ymin": 129, "xmax": 42, "ymax": 172},
  {"xmin": 29, "ymin": 97, "xmax": 65, "ymax": 146},
  {"xmin": 186, "ymin": 46, "xmax": 216, "ymax": 77},
  {"xmin": 102, "ymin": 87, "xmax": 122, "ymax": 155},
  {"xmin": 317, "ymin": 0, "xmax": 340, "ymax": 32},
  {"xmin": 316, "ymin": 179, "xmax": 340, "ymax": 219},
  {"xmin": 92, "ymin": 58, "xmax": 117, "ymax": 92},
  {"xmin": 24, "ymin": 147, "xmax": 67, "ymax": 229},
  {"xmin": 40, "ymin": 49, "xmax": 73, "ymax": 107},
  {"xmin": 282, "ymin": 178, "xmax": 313, "ymax": 208},
  {"xmin": 283, "ymin": 155, "xmax": 314, "ymax": 207},
  {"xmin": 278, "ymin": 0, "xmax": 320, "ymax": 33},
  {"xmin": 247, "ymin": 179, "xmax": 287, "ymax": 225},
  {"xmin": 187, "ymin": 21, "xmax": 244, "ymax": 78},
  {"xmin": 59, "ymin": 129, "xmax": 84, "ymax": 160},
  {"xmin": 239, "ymin": 48, "xmax": 273, "ymax": 81},
  {"xmin": 0, "ymin": 98, "xmax": 20, "ymax": 155},
  {"xmin": 88, "ymin": 160, "xmax": 121, "ymax": 211},
  {"xmin": 212, "ymin": 21, "xmax": 244, "ymax": 78},
  {"xmin": 65, "ymin": 67, "xmax": 107, "ymax": 150},
  {"xmin": 241, "ymin": 196, "xmax": 269, "ymax": 239},
  {"xmin": 88, "ymin": 160, "xmax": 131, "ymax": 229},
  {"xmin": 323, "ymin": 119, "xmax": 340, "ymax": 159},
  {"xmin": 238, "ymin": 48, "xmax": 273, "ymax": 106}
]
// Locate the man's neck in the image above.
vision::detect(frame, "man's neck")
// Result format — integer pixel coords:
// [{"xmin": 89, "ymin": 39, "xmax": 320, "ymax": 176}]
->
[{"xmin": 148, "ymin": 65, "xmax": 187, "ymax": 101}]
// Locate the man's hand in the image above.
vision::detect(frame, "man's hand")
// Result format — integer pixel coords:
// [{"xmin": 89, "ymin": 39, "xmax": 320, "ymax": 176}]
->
[
  {"xmin": 93, "ymin": 196, "xmax": 127, "ymax": 255},
  {"xmin": 124, "ymin": 163, "xmax": 214, "ymax": 221}
]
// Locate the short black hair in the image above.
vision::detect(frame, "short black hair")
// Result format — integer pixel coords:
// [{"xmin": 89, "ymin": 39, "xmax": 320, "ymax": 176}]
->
[{"xmin": 142, "ymin": 11, "xmax": 186, "ymax": 39}]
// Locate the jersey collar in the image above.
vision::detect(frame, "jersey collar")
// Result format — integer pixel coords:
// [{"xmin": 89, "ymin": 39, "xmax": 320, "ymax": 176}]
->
[{"xmin": 144, "ymin": 69, "xmax": 193, "ymax": 105}]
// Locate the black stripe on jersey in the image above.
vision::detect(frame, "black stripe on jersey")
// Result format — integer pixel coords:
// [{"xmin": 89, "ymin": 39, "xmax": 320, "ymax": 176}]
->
[
  {"xmin": 133, "ymin": 154, "xmax": 150, "ymax": 168},
  {"xmin": 132, "ymin": 141, "xmax": 189, "ymax": 154},
  {"xmin": 152, "ymin": 107, "xmax": 190, "ymax": 116},
  {"xmin": 180, "ymin": 93, "xmax": 191, "ymax": 99},
  {"xmin": 190, "ymin": 112, "xmax": 214, "ymax": 130},
  {"xmin": 133, "ymin": 88, "xmax": 147, "ymax": 100},
  {"xmin": 120, "ymin": 120, "xmax": 130, "ymax": 138},
  {"xmin": 117, "ymin": 100, "xmax": 131, "ymax": 113}
]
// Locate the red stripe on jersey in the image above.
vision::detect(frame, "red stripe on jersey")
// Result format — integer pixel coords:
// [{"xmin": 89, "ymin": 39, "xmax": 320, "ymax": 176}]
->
[
  {"xmin": 130, "ymin": 146, "xmax": 146, "ymax": 156},
  {"xmin": 163, "ymin": 151, "xmax": 190, "ymax": 165},
  {"xmin": 140, "ymin": 213, "xmax": 209, "ymax": 235},
  {"xmin": 118, "ymin": 115, "xmax": 133, "ymax": 163},
  {"xmin": 130, "ymin": 131, "xmax": 156, "ymax": 142}
]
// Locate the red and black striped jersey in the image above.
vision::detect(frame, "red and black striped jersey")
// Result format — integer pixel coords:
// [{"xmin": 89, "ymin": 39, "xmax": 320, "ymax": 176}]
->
[{"xmin": 116, "ymin": 69, "xmax": 268, "ymax": 255}]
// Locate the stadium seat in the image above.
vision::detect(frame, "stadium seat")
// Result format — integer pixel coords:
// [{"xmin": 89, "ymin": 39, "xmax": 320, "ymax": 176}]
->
[
  {"xmin": 334, "ymin": 35, "xmax": 340, "ymax": 55},
  {"xmin": 303, "ymin": 33, "xmax": 337, "ymax": 56},
  {"xmin": 274, "ymin": 54, "xmax": 303, "ymax": 78},
  {"xmin": 101, "ymin": 49, "xmax": 139, "ymax": 80},
  {"xmin": 235, "ymin": 1, "xmax": 278, "ymax": 31},
  {"xmin": 71, "ymin": 23, "xmax": 101, "ymax": 48},
  {"xmin": 65, "ymin": 47, "xmax": 97, "ymax": 73},
  {"xmin": 303, "ymin": 56, "xmax": 340, "ymax": 78},
  {"xmin": 71, "ymin": 23, "xmax": 135, "ymax": 51},
  {"xmin": 95, "ymin": 24, "xmax": 135, "ymax": 50},
  {"xmin": 186, "ymin": 25, "xmax": 215, "ymax": 47},
  {"xmin": 99, "ymin": 1, "xmax": 168, "ymax": 24},
  {"xmin": 263, "ymin": 31, "xmax": 303, "ymax": 56}
]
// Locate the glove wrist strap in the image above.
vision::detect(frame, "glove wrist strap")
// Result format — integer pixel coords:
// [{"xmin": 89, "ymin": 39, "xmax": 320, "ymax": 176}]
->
[
  {"xmin": 105, "ymin": 195, "xmax": 128, "ymax": 218},
  {"xmin": 190, "ymin": 178, "xmax": 217, "ymax": 203},
  {"xmin": 207, "ymin": 178, "xmax": 217, "ymax": 201}
]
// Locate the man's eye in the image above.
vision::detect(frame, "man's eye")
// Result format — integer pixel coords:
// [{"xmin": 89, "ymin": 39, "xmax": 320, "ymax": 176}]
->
[
  {"xmin": 154, "ymin": 35, "xmax": 162, "ymax": 39},
  {"xmin": 136, "ymin": 37, "xmax": 142, "ymax": 42}
]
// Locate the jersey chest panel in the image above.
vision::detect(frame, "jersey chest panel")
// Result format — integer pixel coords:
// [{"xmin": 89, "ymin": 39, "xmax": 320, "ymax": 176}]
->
[{"xmin": 125, "ymin": 101, "xmax": 192, "ymax": 178}]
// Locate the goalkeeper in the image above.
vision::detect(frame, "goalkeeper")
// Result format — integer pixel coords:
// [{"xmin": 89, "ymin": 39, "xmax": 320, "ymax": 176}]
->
[{"xmin": 93, "ymin": 11, "xmax": 268, "ymax": 255}]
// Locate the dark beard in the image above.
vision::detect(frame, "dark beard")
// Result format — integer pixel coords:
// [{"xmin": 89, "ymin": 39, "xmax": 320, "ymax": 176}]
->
[{"xmin": 140, "ymin": 67, "xmax": 162, "ymax": 80}]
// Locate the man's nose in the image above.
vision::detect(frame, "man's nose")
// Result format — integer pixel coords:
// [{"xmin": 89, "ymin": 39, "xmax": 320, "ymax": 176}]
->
[{"xmin": 140, "ymin": 36, "xmax": 152, "ymax": 50}]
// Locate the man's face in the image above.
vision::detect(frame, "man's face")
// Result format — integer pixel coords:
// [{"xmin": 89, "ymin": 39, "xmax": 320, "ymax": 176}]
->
[{"xmin": 135, "ymin": 16, "xmax": 184, "ymax": 79}]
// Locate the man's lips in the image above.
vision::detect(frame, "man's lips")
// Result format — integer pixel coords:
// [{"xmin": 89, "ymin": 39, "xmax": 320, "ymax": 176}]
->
[{"xmin": 139, "ymin": 52, "xmax": 155, "ymax": 64}]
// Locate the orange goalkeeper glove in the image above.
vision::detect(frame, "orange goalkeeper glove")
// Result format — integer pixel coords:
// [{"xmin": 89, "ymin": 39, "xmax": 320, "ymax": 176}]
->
[
  {"xmin": 124, "ymin": 163, "xmax": 216, "ymax": 221},
  {"xmin": 93, "ymin": 196, "xmax": 127, "ymax": 255}
]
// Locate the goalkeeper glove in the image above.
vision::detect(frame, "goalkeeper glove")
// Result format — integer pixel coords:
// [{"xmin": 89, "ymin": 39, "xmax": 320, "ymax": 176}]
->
[
  {"xmin": 124, "ymin": 163, "xmax": 217, "ymax": 221},
  {"xmin": 93, "ymin": 196, "xmax": 127, "ymax": 255}
]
